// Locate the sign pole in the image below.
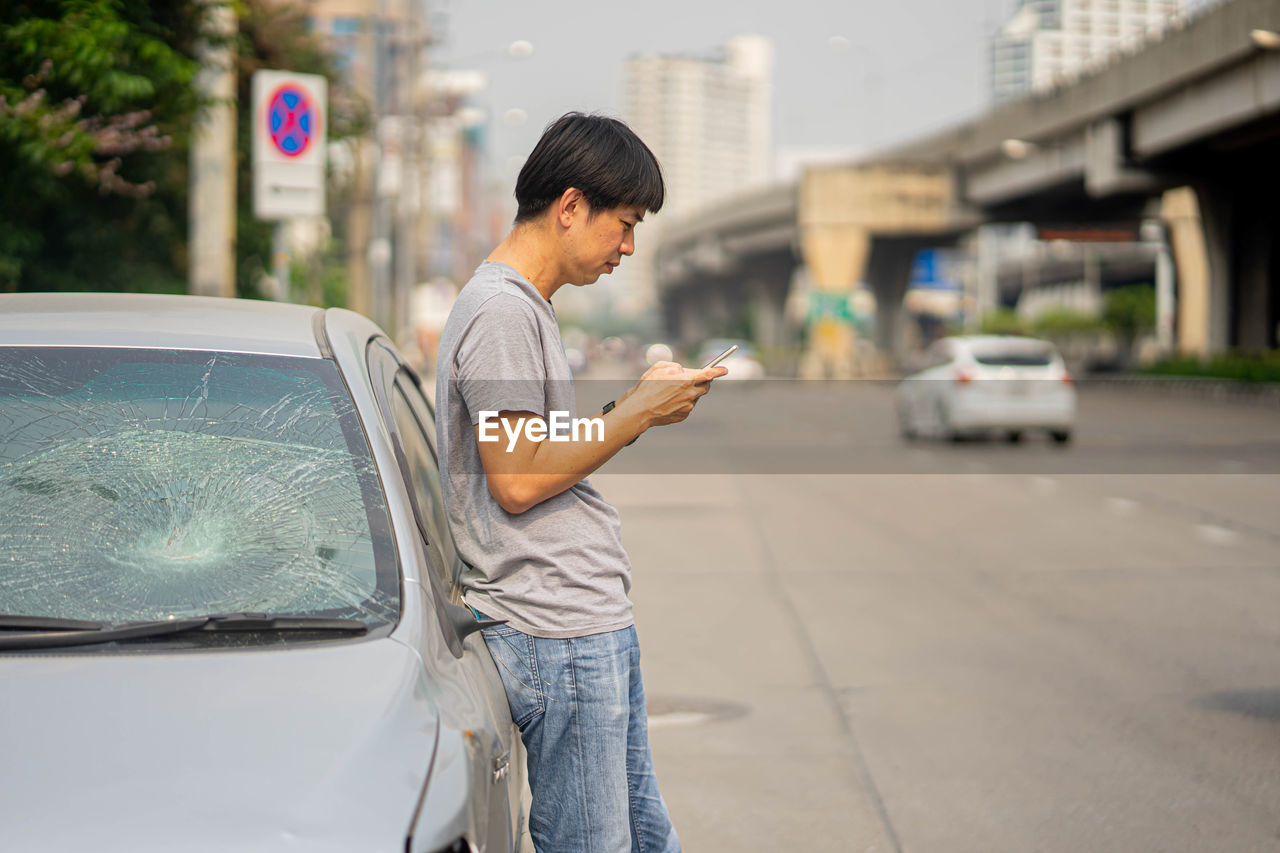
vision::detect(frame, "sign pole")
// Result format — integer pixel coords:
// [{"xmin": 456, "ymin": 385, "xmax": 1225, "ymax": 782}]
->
[{"xmin": 272, "ymin": 222, "xmax": 291, "ymax": 301}]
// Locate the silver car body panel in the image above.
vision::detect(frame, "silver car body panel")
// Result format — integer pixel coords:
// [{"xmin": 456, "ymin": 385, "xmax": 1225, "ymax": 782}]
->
[
  {"xmin": 0, "ymin": 639, "xmax": 438, "ymax": 852},
  {"xmin": 0, "ymin": 295, "xmax": 524, "ymax": 852},
  {"xmin": 0, "ymin": 292, "xmax": 323, "ymax": 358},
  {"xmin": 323, "ymin": 306, "xmax": 524, "ymax": 850}
]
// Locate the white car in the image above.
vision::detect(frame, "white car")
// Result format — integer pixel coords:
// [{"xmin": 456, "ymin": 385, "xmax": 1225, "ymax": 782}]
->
[{"xmin": 897, "ymin": 335, "xmax": 1076, "ymax": 443}]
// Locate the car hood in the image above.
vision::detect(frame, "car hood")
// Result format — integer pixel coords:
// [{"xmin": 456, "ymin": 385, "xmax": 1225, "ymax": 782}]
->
[{"xmin": 0, "ymin": 637, "xmax": 438, "ymax": 852}]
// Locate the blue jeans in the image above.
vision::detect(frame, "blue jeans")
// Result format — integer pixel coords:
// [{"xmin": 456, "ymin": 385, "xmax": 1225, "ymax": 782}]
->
[{"xmin": 480, "ymin": 622, "xmax": 681, "ymax": 853}]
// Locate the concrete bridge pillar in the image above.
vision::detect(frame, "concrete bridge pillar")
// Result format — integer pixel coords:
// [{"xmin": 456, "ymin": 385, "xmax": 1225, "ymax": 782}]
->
[
  {"xmin": 664, "ymin": 289, "xmax": 704, "ymax": 349},
  {"xmin": 665, "ymin": 280, "xmax": 741, "ymax": 353},
  {"xmin": 1162, "ymin": 188, "xmax": 1210, "ymax": 356},
  {"xmin": 745, "ymin": 253, "xmax": 797, "ymax": 351},
  {"xmin": 1195, "ymin": 182, "xmax": 1279, "ymax": 351},
  {"xmin": 866, "ymin": 237, "xmax": 933, "ymax": 369},
  {"xmin": 705, "ymin": 282, "xmax": 735, "ymax": 337},
  {"xmin": 1238, "ymin": 212, "xmax": 1277, "ymax": 351}
]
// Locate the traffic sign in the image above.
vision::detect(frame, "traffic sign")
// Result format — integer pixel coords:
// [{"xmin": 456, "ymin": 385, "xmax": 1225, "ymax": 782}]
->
[
  {"xmin": 252, "ymin": 70, "xmax": 327, "ymax": 219},
  {"xmin": 267, "ymin": 84, "xmax": 317, "ymax": 157}
]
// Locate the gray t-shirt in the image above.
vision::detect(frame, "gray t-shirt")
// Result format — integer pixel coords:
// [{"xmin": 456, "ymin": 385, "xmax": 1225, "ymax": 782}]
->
[{"xmin": 435, "ymin": 261, "xmax": 634, "ymax": 639}]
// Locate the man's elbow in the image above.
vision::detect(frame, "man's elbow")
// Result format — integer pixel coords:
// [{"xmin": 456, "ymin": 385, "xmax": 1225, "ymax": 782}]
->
[{"xmin": 488, "ymin": 479, "xmax": 539, "ymax": 515}]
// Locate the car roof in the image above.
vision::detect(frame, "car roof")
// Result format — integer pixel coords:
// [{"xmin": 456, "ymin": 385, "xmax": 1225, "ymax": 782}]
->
[
  {"xmin": 942, "ymin": 335, "xmax": 1053, "ymax": 348},
  {"xmin": 0, "ymin": 292, "xmax": 324, "ymax": 358}
]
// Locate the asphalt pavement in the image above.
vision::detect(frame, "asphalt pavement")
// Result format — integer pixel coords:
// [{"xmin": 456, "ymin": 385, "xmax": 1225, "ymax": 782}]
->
[{"xmin": 593, "ymin": 381, "xmax": 1280, "ymax": 851}]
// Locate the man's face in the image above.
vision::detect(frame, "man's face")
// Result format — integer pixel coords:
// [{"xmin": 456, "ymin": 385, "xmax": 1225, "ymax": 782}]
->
[{"xmin": 564, "ymin": 201, "xmax": 645, "ymax": 286}]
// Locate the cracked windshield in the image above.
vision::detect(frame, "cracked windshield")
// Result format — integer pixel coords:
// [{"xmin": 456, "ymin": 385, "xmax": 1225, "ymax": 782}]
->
[{"xmin": 0, "ymin": 348, "xmax": 397, "ymax": 627}]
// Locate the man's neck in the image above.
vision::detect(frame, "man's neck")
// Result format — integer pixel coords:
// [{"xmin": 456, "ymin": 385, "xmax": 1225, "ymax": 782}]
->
[{"xmin": 486, "ymin": 223, "xmax": 564, "ymax": 302}]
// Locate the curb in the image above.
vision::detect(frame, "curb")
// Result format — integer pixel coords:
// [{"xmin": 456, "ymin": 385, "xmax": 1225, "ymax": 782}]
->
[{"xmin": 1080, "ymin": 375, "xmax": 1280, "ymax": 408}]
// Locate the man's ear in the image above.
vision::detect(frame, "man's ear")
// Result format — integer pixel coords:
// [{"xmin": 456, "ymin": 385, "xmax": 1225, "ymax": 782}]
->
[{"xmin": 557, "ymin": 187, "xmax": 585, "ymax": 228}]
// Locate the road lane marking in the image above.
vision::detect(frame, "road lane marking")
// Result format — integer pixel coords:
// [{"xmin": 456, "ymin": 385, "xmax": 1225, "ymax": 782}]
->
[
  {"xmin": 1195, "ymin": 523, "xmax": 1240, "ymax": 545},
  {"xmin": 1031, "ymin": 476, "xmax": 1059, "ymax": 495},
  {"xmin": 1106, "ymin": 497, "xmax": 1139, "ymax": 516},
  {"xmin": 647, "ymin": 711, "xmax": 713, "ymax": 729}
]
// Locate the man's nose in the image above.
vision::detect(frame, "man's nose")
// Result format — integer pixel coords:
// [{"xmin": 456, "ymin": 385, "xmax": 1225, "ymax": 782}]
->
[{"xmin": 620, "ymin": 234, "xmax": 635, "ymax": 256}]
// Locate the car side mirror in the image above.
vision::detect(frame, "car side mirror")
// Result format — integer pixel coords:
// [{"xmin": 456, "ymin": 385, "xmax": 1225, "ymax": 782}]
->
[{"xmin": 441, "ymin": 599, "xmax": 506, "ymax": 642}]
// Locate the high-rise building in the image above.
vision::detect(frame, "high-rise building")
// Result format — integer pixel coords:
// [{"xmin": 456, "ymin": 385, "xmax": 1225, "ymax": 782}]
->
[
  {"xmin": 991, "ymin": 0, "xmax": 1184, "ymax": 103},
  {"xmin": 624, "ymin": 35, "xmax": 774, "ymax": 218},
  {"xmin": 606, "ymin": 36, "xmax": 773, "ymax": 320}
]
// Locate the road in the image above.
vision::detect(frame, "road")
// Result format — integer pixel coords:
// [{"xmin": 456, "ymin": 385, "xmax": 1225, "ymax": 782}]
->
[{"xmin": 590, "ymin": 381, "xmax": 1280, "ymax": 851}]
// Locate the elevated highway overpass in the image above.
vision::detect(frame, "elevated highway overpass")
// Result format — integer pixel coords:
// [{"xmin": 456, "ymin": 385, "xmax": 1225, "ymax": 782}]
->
[{"xmin": 654, "ymin": 0, "xmax": 1280, "ymax": 367}]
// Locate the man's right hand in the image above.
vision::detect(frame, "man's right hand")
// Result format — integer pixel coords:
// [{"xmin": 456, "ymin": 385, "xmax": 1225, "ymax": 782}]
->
[
  {"xmin": 473, "ymin": 361, "xmax": 728, "ymax": 514},
  {"xmin": 613, "ymin": 360, "xmax": 728, "ymax": 429}
]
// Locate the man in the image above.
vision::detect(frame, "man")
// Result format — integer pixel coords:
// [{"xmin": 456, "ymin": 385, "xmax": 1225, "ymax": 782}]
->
[{"xmin": 435, "ymin": 112, "xmax": 724, "ymax": 852}]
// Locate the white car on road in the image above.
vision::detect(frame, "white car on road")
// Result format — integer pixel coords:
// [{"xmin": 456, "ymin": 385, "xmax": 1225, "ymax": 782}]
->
[{"xmin": 897, "ymin": 335, "xmax": 1076, "ymax": 443}]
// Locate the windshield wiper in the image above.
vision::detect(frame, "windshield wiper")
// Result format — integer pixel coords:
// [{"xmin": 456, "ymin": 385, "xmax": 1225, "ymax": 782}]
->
[
  {"xmin": 193, "ymin": 612, "xmax": 369, "ymax": 633},
  {"xmin": 0, "ymin": 615, "xmax": 108, "ymax": 631},
  {"xmin": 0, "ymin": 612, "xmax": 368, "ymax": 651}
]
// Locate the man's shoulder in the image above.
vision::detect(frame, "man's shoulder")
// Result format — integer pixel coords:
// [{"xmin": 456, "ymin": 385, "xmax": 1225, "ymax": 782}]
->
[{"xmin": 451, "ymin": 265, "xmax": 542, "ymax": 324}]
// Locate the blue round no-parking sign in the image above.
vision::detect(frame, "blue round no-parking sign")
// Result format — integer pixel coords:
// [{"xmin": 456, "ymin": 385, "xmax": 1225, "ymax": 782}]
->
[{"xmin": 267, "ymin": 84, "xmax": 317, "ymax": 158}]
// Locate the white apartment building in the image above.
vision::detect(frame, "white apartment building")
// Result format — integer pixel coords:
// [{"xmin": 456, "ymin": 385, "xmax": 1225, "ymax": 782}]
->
[
  {"xmin": 624, "ymin": 35, "xmax": 773, "ymax": 218},
  {"xmin": 992, "ymin": 0, "xmax": 1184, "ymax": 103},
  {"xmin": 605, "ymin": 37, "xmax": 773, "ymax": 318}
]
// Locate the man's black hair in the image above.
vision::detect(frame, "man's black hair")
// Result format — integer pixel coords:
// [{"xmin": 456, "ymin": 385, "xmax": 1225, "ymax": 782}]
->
[{"xmin": 514, "ymin": 112, "xmax": 664, "ymax": 223}]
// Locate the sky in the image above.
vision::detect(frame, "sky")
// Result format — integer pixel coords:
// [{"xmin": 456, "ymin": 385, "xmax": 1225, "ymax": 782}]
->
[{"xmin": 434, "ymin": 0, "xmax": 1025, "ymax": 185}]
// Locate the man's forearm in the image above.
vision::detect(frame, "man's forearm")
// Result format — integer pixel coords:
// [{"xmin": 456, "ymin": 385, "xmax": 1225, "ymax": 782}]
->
[
  {"xmin": 477, "ymin": 362, "xmax": 724, "ymax": 514},
  {"xmin": 479, "ymin": 403, "xmax": 647, "ymax": 513}
]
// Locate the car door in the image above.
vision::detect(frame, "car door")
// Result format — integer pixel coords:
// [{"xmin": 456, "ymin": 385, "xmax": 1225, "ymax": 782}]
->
[
  {"xmin": 908, "ymin": 340, "xmax": 948, "ymax": 432},
  {"xmin": 923, "ymin": 340, "xmax": 955, "ymax": 433},
  {"xmin": 366, "ymin": 339, "xmax": 525, "ymax": 850}
]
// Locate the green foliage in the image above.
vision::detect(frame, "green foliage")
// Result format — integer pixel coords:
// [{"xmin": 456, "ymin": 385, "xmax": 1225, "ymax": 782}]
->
[
  {"xmin": 1103, "ymin": 284, "xmax": 1156, "ymax": 338},
  {"xmin": 1143, "ymin": 351, "xmax": 1280, "ymax": 383},
  {"xmin": 979, "ymin": 309, "xmax": 1028, "ymax": 336},
  {"xmin": 1032, "ymin": 307, "xmax": 1101, "ymax": 337},
  {"xmin": 0, "ymin": 0, "xmax": 206, "ymax": 291},
  {"xmin": 1, "ymin": 0, "xmax": 367, "ymax": 299}
]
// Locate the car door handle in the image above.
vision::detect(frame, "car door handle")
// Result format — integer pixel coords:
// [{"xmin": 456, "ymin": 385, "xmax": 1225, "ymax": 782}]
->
[{"xmin": 492, "ymin": 750, "xmax": 510, "ymax": 785}]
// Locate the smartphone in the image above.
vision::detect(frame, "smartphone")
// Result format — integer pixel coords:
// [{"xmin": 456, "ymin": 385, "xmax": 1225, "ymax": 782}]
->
[{"xmin": 701, "ymin": 344, "xmax": 739, "ymax": 370}]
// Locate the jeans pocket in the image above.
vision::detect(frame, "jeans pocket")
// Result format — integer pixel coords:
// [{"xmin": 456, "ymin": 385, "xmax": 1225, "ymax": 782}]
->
[{"xmin": 481, "ymin": 626, "xmax": 546, "ymax": 729}]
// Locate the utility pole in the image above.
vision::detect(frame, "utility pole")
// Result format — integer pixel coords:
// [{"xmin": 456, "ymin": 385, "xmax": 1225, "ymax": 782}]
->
[
  {"xmin": 394, "ymin": 1, "xmax": 427, "ymax": 342},
  {"xmin": 189, "ymin": 2, "xmax": 237, "ymax": 298},
  {"xmin": 369, "ymin": 0, "xmax": 393, "ymax": 332}
]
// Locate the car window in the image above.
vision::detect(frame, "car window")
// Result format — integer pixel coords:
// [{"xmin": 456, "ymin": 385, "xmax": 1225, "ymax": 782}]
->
[
  {"xmin": 0, "ymin": 347, "xmax": 398, "ymax": 630},
  {"xmin": 970, "ymin": 343, "xmax": 1055, "ymax": 367},
  {"xmin": 394, "ymin": 374, "xmax": 460, "ymax": 562},
  {"xmin": 390, "ymin": 385, "xmax": 458, "ymax": 597},
  {"xmin": 400, "ymin": 369, "xmax": 439, "ymax": 458}
]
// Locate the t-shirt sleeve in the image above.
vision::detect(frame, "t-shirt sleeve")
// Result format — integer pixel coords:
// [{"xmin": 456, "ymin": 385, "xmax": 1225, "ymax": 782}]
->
[{"xmin": 454, "ymin": 294, "xmax": 547, "ymax": 425}]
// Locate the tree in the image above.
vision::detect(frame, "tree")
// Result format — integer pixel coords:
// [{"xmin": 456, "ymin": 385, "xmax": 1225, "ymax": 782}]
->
[
  {"xmin": 979, "ymin": 309, "xmax": 1028, "ymax": 337},
  {"xmin": 0, "ymin": 1, "xmax": 365, "ymax": 299},
  {"xmin": 1103, "ymin": 284, "xmax": 1156, "ymax": 368},
  {"xmin": 0, "ymin": 1, "xmax": 209, "ymax": 292}
]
